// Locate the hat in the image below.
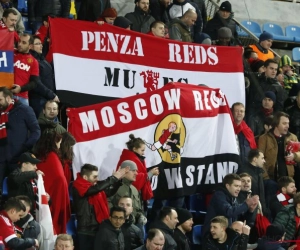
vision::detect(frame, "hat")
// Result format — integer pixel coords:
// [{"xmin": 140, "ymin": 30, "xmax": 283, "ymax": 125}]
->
[
  {"xmin": 19, "ymin": 152, "xmax": 41, "ymax": 164},
  {"xmin": 250, "ymin": 59, "xmax": 264, "ymax": 72},
  {"xmin": 218, "ymin": 27, "xmax": 232, "ymax": 38},
  {"xmin": 176, "ymin": 208, "xmax": 192, "ymax": 225},
  {"xmin": 259, "ymin": 31, "xmax": 273, "ymax": 42},
  {"xmin": 264, "ymin": 91, "xmax": 276, "ymax": 103},
  {"xmin": 279, "ymin": 55, "xmax": 295, "ymax": 69},
  {"xmin": 198, "ymin": 33, "xmax": 212, "ymax": 45},
  {"xmin": 114, "ymin": 16, "xmax": 132, "ymax": 29},
  {"xmin": 101, "ymin": 8, "xmax": 118, "ymax": 18},
  {"xmin": 120, "ymin": 160, "xmax": 137, "ymax": 170},
  {"xmin": 219, "ymin": 1, "xmax": 232, "ymax": 12},
  {"xmin": 266, "ymin": 224, "xmax": 285, "ymax": 240}
]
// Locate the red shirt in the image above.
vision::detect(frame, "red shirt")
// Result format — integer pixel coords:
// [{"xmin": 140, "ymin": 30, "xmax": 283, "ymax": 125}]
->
[
  {"xmin": 0, "ymin": 211, "xmax": 17, "ymax": 250},
  {"xmin": 0, "ymin": 19, "xmax": 19, "ymax": 43},
  {"xmin": 14, "ymin": 51, "xmax": 39, "ymax": 98}
]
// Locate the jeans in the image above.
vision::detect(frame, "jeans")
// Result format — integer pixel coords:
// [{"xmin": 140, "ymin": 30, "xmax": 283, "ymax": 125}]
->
[{"xmin": 13, "ymin": 96, "xmax": 29, "ymax": 105}]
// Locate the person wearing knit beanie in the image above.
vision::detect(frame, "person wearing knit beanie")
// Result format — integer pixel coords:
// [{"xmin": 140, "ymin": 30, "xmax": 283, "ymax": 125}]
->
[
  {"xmin": 96, "ymin": 8, "xmax": 118, "ymax": 24},
  {"xmin": 216, "ymin": 27, "xmax": 233, "ymax": 46},
  {"xmin": 259, "ymin": 31, "xmax": 273, "ymax": 43},
  {"xmin": 249, "ymin": 31, "xmax": 275, "ymax": 61},
  {"xmin": 174, "ymin": 208, "xmax": 193, "ymax": 250},
  {"xmin": 250, "ymin": 59, "xmax": 265, "ymax": 73},
  {"xmin": 264, "ymin": 91, "xmax": 276, "ymax": 104}
]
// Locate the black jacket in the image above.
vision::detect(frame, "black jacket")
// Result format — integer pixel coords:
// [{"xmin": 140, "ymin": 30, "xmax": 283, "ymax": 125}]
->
[
  {"xmin": 286, "ymin": 103, "xmax": 300, "ymax": 140},
  {"xmin": 173, "ymin": 228, "xmax": 190, "ymax": 250},
  {"xmin": 73, "ymin": 176, "xmax": 122, "ymax": 233},
  {"xmin": 149, "ymin": 0, "xmax": 170, "ymax": 24},
  {"xmin": 121, "ymin": 214, "xmax": 143, "ymax": 250},
  {"xmin": 28, "ymin": 0, "xmax": 71, "ymax": 22},
  {"xmin": 94, "ymin": 219, "xmax": 125, "ymax": 250},
  {"xmin": 202, "ymin": 228, "xmax": 249, "ymax": 250},
  {"xmin": 190, "ymin": 0, "xmax": 207, "ymax": 28},
  {"xmin": 149, "ymin": 220, "xmax": 177, "ymax": 250},
  {"xmin": 125, "ymin": 6, "xmax": 155, "ymax": 34},
  {"xmin": 247, "ymin": 109, "xmax": 273, "ymax": 137},
  {"xmin": 77, "ymin": 0, "xmax": 101, "ymax": 21}
]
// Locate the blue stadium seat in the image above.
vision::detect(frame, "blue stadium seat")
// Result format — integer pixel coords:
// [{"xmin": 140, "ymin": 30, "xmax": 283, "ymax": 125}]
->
[
  {"xmin": 17, "ymin": 0, "xmax": 28, "ymax": 13},
  {"xmin": 22, "ymin": 16, "xmax": 32, "ymax": 34},
  {"xmin": 192, "ymin": 225, "xmax": 202, "ymax": 245},
  {"xmin": 286, "ymin": 25, "xmax": 300, "ymax": 42},
  {"xmin": 189, "ymin": 194, "xmax": 207, "ymax": 214},
  {"xmin": 292, "ymin": 47, "xmax": 300, "ymax": 62},
  {"xmin": 263, "ymin": 23, "xmax": 294, "ymax": 42},
  {"xmin": 241, "ymin": 20, "xmax": 261, "ymax": 37},
  {"xmin": 66, "ymin": 214, "xmax": 77, "ymax": 236},
  {"xmin": 2, "ymin": 177, "xmax": 8, "ymax": 197},
  {"xmin": 147, "ymin": 198, "xmax": 154, "ymax": 209}
]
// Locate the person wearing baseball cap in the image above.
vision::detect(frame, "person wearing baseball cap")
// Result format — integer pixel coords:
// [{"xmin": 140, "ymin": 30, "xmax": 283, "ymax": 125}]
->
[
  {"xmin": 7, "ymin": 152, "xmax": 44, "ymax": 216},
  {"xmin": 174, "ymin": 208, "xmax": 193, "ymax": 250},
  {"xmin": 249, "ymin": 31, "xmax": 275, "ymax": 61}
]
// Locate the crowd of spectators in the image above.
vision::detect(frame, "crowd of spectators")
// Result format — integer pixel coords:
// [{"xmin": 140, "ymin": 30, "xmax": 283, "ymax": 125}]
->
[{"xmin": 2, "ymin": 0, "xmax": 300, "ymax": 249}]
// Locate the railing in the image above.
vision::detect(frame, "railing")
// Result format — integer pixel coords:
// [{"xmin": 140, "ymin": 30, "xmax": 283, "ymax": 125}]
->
[{"xmin": 204, "ymin": 0, "xmax": 281, "ymax": 58}]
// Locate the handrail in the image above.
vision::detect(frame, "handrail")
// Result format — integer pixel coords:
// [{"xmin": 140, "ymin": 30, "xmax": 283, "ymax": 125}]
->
[{"xmin": 204, "ymin": 0, "xmax": 281, "ymax": 58}]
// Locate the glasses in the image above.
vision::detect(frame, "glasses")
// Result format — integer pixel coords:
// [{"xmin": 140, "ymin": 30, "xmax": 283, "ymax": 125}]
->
[
  {"xmin": 34, "ymin": 43, "xmax": 43, "ymax": 45},
  {"xmin": 111, "ymin": 216, "xmax": 125, "ymax": 221}
]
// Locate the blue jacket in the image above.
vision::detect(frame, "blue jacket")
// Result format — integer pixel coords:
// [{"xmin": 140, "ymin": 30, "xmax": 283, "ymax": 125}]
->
[
  {"xmin": 202, "ymin": 186, "xmax": 250, "ymax": 236},
  {"xmin": 0, "ymin": 101, "xmax": 40, "ymax": 163}
]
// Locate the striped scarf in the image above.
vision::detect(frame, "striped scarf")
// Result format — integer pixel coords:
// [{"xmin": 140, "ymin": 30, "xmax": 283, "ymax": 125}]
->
[{"xmin": 0, "ymin": 102, "xmax": 14, "ymax": 143}]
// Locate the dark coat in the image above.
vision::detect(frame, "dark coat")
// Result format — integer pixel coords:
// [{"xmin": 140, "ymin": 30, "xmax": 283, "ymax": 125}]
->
[
  {"xmin": 286, "ymin": 103, "xmax": 300, "ymax": 140},
  {"xmin": 237, "ymin": 132, "xmax": 251, "ymax": 168},
  {"xmin": 149, "ymin": 220, "xmax": 177, "ymax": 250},
  {"xmin": 202, "ymin": 228, "xmax": 249, "ymax": 250},
  {"xmin": 202, "ymin": 187, "xmax": 250, "ymax": 236},
  {"xmin": 73, "ymin": 176, "xmax": 122, "ymax": 233},
  {"xmin": 149, "ymin": 0, "xmax": 170, "ymax": 24},
  {"xmin": 121, "ymin": 214, "xmax": 143, "ymax": 250},
  {"xmin": 125, "ymin": 6, "xmax": 155, "ymax": 34},
  {"xmin": 94, "ymin": 219, "xmax": 125, "ymax": 250},
  {"xmin": 173, "ymin": 228, "xmax": 190, "ymax": 250},
  {"xmin": 77, "ymin": 0, "xmax": 101, "ymax": 21},
  {"xmin": 269, "ymin": 194, "xmax": 292, "ymax": 221},
  {"xmin": 256, "ymin": 238, "xmax": 285, "ymax": 250},
  {"xmin": 0, "ymin": 102, "xmax": 40, "ymax": 164},
  {"xmin": 190, "ymin": 0, "xmax": 207, "ymax": 28},
  {"xmin": 247, "ymin": 110, "xmax": 273, "ymax": 137}
]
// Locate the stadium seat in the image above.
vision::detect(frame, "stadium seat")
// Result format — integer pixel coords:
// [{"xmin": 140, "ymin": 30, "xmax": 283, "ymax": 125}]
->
[
  {"xmin": 2, "ymin": 177, "xmax": 8, "ymax": 197},
  {"xmin": 189, "ymin": 194, "xmax": 207, "ymax": 214},
  {"xmin": 147, "ymin": 198, "xmax": 154, "ymax": 209},
  {"xmin": 66, "ymin": 214, "xmax": 77, "ymax": 236},
  {"xmin": 286, "ymin": 25, "xmax": 300, "ymax": 42},
  {"xmin": 263, "ymin": 23, "xmax": 294, "ymax": 42},
  {"xmin": 192, "ymin": 225, "xmax": 202, "ymax": 245},
  {"xmin": 17, "ymin": 0, "xmax": 27, "ymax": 13},
  {"xmin": 292, "ymin": 47, "xmax": 300, "ymax": 62},
  {"xmin": 22, "ymin": 16, "xmax": 32, "ymax": 34},
  {"xmin": 241, "ymin": 20, "xmax": 261, "ymax": 37}
]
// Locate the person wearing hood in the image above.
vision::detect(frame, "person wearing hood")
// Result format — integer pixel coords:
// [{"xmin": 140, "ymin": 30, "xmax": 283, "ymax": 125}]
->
[
  {"xmin": 125, "ymin": 0, "xmax": 155, "ymax": 33},
  {"xmin": 149, "ymin": 206, "xmax": 178, "ymax": 250},
  {"xmin": 202, "ymin": 174, "xmax": 259, "ymax": 237},
  {"xmin": 249, "ymin": 32, "xmax": 275, "ymax": 61},
  {"xmin": 118, "ymin": 196, "xmax": 143, "ymax": 250},
  {"xmin": 257, "ymin": 224, "xmax": 285, "ymax": 250},
  {"xmin": 204, "ymin": 1, "xmax": 239, "ymax": 44},
  {"xmin": 94, "ymin": 206, "xmax": 126, "ymax": 250}
]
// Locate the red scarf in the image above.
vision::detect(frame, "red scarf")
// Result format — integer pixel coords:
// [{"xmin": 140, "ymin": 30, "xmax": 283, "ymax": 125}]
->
[
  {"xmin": 277, "ymin": 191, "xmax": 293, "ymax": 206},
  {"xmin": 262, "ymin": 108, "xmax": 273, "ymax": 117},
  {"xmin": 233, "ymin": 120, "xmax": 257, "ymax": 149},
  {"xmin": 73, "ymin": 173, "xmax": 109, "ymax": 223},
  {"xmin": 0, "ymin": 102, "xmax": 14, "ymax": 141}
]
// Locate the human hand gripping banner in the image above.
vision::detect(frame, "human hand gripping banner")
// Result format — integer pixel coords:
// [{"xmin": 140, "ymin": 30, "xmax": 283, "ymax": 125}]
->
[
  {"xmin": 50, "ymin": 18, "xmax": 245, "ymax": 108},
  {"xmin": 0, "ymin": 29, "xmax": 14, "ymax": 88},
  {"xmin": 68, "ymin": 83, "xmax": 240, "ymax": 198}
]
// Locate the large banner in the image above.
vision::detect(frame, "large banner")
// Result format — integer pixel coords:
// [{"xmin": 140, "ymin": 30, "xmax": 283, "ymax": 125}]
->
[
  {"xmin": 68, "ymin": 83, "xmax": 240, "ymax": 198},
  {"xmin": 50, "ymin": 18, "xmax": 245, "ymax": 108},
  {"xmin": 0, "ymin": 30, "xmax": 14, "ymax": 89}
]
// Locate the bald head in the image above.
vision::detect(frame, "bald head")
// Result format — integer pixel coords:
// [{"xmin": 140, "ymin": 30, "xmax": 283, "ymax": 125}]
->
[
  {"xmin": 231, "ymin": 221, "xmax": 243, "ymax": 234},
  {"xmin": 181, "ymin": 9, "xmax": 197, "ymax": 27}
]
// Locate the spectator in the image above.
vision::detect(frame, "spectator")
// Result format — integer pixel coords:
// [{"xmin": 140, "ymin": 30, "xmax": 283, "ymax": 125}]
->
[
  {"xmin": 202, "ymin": 216, "xmax": 249, "ymax": 250},
  {"xmin": 0, "ymin": 0, "xmax": 24, "ymax": 34},
  {"xmin": 0, "ymin": 87, "xmax": 40, "ymax": 185},
  {"xmin": 55, "ymin": 234, "xmax": 74, "ymax": 250},
  {"xmin": 190, "ymin": 0, "xmax": 207, "ymax": 28},
  {"xmin": 204, "ymin": 1, "xmax": 239, "ymax": 43},
  {"xmin": 174, "ymin": 208, "xmax": 193, "ymax": 250},
  {"xmin": 29, "ymin": 35, "xmax": 59, "ymax": 118},
  {"xmin": 237, "ymin": 149, "xmax": 267, "ymax": 215},
  {"xmin": 34, "ymin": 130, "xmax": 70, "ymax": 234},
  {"xmin": 278, "ymin": 55, "xmax": 298, "ymax": 93},
  {"xmin": 118, "ymin": 196, "xmax": 143, "ymax": 250},
  {"xmin": 95, "ymin": 7, "xmax": 117, "ymax": 25},
  {"xmin": 108, "ymin": 160, "xmax": 146, "ymax": 230},
  {"xmin": 149, "ymin": 0, "xmax": 170, "ymax": 24},
  {"xmin": 28, "ymin": 0, "xmax": 71, "ymax": 33},
  {"xmin": 0, "ymin": 8, "xmax": 19, "ymax": 42},
  {"xmin": 60, "ymin": 132, "xmax": 76, "ymax": 184},
  {"xmin": 35, "ymin": 14, "xmax": 52, "ymax": 45},
  {"xmin": 147, "ymin": 20, "xmax": 166, "ymax": 38},
  {"xmin": 247, "ymin": 91, "xmax": 275, "ymax": 137},
  {"xmin": 73, "ymin": 163, "xmax": 127, "ymax": 250},
  {"xmin": 11, "ymin": 33, "xmax": 40, "ymax": 106},
  {"xmin": 114, "ymin": 16, "xmax": 132, "ymax": 30},
  {"xmin": 38, "ymin": 100, "xmax": 66, "ymax": 134},
  {"xmin": 256, "ymin": 224, "xmax": 285, "ymax": 250},
  {"xmin": 7, "ymin": 152, "xmax": 45, "ymax": 216},
  {"xmin": 0, "ymin": 197, "xmax": 38, "ymax": 249},
  {"xmin": 286, "ymin": 90, "xmax": 300, "ymax": 140},
  {"xmin": 94, "ymin": 206, "xmax": 126, "ymax": 250},
  {"xmin": 249, "ymin": 32, "xmax": 275, "ymax": 61},
  {"xmin": 213, "ymin": 26, "xmax": 235, "ymax": 46},
  {"xmin": 167, "ymin": 0, "xmax": 203, "ymax": 41},
  {"xmin": 231, "ymin": 220, "xmax": 258, "ymax": 250},
  {"xmin": 125, "ymin": 0, "xmax": 155, "ymax": 33},
  {"xmin": 273, "ymin": 192, "xmax": 300, "ymax": 247},
  {"xmin": 202, "ymin": 174, "xmax": 259, "ymax": 236},
  {"xmin": 232, "ymin": 102, "xmax": 257, "ymax": 167},
  {"xmin": 149, "ymin": 206, "xmax": 178, "ymax": 250},
  {"xmin": 269, "ymin": 176, "xmax": 297, "ymax": 220},
  {"xmin": 249, "ymin": 59, "xmax": 265, "ymax": 74},
  {"xmin": 134, "ymin": 228, "xmax": 165, "ymax": 250},
  {"xmin": 168, "ymin": 8, "xmax": 197, "ymax": 42}
]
